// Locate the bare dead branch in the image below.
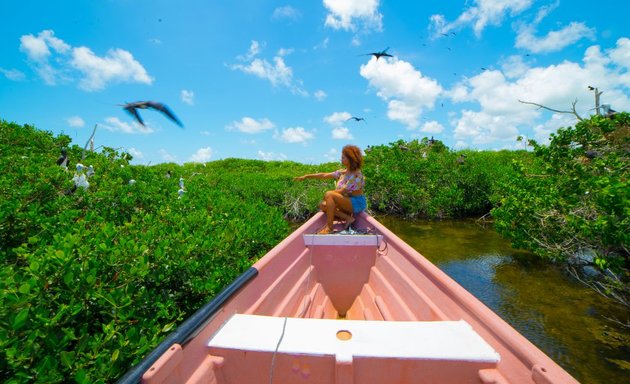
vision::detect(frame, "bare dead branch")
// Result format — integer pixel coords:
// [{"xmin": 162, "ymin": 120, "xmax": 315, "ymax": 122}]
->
[
  {"xmin": 519, "ymin": 99, "xmax": 584, "ymax": 121},
  {"xmin": 82, "ymin": 124, "xmax": 98, "ymax": 160}
]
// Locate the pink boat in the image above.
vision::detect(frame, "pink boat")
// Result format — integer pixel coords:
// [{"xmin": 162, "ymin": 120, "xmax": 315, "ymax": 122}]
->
[{"xmin": 118, "ymin": 212, "xmax": 579, "ymax": 384}]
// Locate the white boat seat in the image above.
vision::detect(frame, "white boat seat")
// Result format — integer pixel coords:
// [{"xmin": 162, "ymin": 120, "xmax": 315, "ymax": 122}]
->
[
  {"xmin": 207, "ymin": 314, "xmax": 500, "ymax": 384},
  {"xmin": 303, "ymin": 234, "xmax": 383, "ymax": 247}
]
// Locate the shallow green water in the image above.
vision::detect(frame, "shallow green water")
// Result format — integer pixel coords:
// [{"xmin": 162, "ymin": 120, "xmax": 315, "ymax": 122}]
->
[{"xmin": 377, "ymin": 216, "xmax": 629, "ymax": 384}]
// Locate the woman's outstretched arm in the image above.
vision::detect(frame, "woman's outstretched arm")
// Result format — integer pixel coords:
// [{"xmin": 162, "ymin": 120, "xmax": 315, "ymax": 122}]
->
[{"xmin": 294, "ymin": 172, "xmax": 335, "ymax": 181}]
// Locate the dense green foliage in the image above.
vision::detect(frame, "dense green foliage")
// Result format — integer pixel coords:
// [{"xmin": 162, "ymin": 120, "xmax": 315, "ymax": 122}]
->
[
  {"xmin": 1, "ymin": 116, "xmax": 627, "ymax": 383},
  {"xmin": 363, "ymin": 137, "xmax": 526, "ymax": 218},
  {"xmin": 493, "ymin": 114, "xmax": 629, "ymax": 303},
  {"xmin": 0, "ymin": 121, "xmax": 324, "ymax": 383}
]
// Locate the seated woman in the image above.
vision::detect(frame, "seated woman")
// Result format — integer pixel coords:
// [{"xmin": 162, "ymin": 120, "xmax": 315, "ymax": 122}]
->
[{"xmin": 294, "ymin": 144, "xmax": 366, "ymax": 234}]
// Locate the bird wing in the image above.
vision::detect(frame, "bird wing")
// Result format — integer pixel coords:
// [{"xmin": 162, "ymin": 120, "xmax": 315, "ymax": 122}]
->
[
  {"xmin": 124, "ymin": 101, "xmax": 147, "ymax": 109},
  {"xmin": 124, "ymin": 105, "xmax": 145, "ymax": 125},
  {"xmin": 148, "ymin": 102, "xmax": 183, "ymax": 127}
]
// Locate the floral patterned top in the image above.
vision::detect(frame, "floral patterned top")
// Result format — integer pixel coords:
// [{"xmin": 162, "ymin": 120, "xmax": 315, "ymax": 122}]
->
[{"xmin": 332, "ymin": 169, "xmax": 364, "ymax": 193}]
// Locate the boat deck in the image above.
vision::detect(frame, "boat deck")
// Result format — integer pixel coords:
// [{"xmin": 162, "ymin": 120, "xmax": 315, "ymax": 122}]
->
[{"xmin": 130, "ymin": 212, "xmax": 578, "ymax": 384}]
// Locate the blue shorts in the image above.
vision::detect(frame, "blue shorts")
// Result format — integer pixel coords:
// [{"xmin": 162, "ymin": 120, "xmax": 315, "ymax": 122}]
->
[{"xmin": 349, "ymin": 195, "xmax": 367, "ymax": 214}]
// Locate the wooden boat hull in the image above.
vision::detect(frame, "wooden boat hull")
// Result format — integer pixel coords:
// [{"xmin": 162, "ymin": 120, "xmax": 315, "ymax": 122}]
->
[{"xmin": 118, "ymin": 212, "xmax": 578, "ymax": 384}]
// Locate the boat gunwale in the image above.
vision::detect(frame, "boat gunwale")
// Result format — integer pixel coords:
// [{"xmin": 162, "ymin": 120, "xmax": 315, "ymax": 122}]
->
[
  {"xmin": 115, "ymin": 267, "xmax": 258, "ymax": 384},
  {"xmin": 116, "ymin": 213, "xmax": 326, "ymax": 383},
  {"xmin": 117, "ymin": 212, "xmax": 579, "ymax": 384}
]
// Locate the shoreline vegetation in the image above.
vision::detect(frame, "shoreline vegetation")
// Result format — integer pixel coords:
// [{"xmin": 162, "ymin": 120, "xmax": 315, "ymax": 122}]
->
[{"xmin": 1, "ymin": 117, "xmax": 627, "ymax": 382}]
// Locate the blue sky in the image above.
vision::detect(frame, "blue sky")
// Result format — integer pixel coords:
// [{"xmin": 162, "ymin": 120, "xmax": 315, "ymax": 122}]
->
[{"xmin": 1, "ymin": 0, "xmax": 628, "ymax": 165}]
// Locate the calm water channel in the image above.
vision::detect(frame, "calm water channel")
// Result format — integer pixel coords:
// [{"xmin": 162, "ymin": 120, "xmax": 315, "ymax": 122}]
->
[{"xmin": 376, "ymin": 216, "xmax": 629, "ymax": 384}]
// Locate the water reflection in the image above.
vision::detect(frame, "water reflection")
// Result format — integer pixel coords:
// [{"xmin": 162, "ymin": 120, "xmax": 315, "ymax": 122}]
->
[{"xmin": 377, "ymin": 216, "xmax": 629, "ymax": 384}]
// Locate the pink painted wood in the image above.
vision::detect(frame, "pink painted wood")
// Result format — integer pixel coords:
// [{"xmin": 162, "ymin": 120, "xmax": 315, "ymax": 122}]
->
[{"xmin": 140, "ymin": 212, "xmax": 578, "ymax": 384}]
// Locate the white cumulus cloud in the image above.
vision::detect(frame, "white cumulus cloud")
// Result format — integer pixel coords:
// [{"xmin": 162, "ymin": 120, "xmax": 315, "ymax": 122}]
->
[
  {"xmin": 314, "ymin": 90, "xmax": 327, "ymax": 101},
  {"xmin": 66, "ymin": 116, "xmax": 85, "ymax": 127},
  {"xmin": 128, "ymin": 147, "xmax": 144, "ymax": 160},
  {"xmin": 272, "ymin": 6, "xmax": 302, "ymax": 22},
  {"xmin": 421, "ymin": 121, "xmax": 444, "ymax": 134},
  {"xmin": 324, "ymin": 147, "xmax": 340, "ymax": 162},
  {"xmin": 360, "ymin": 57, "xmax": 442, "ymax": 129},
  {"xmin": 231, "ymin": 40, "xmax": 307, "ymax": 96},
  {"xmin": 226, "ymin": 117, "xmax": 275, "ymax": 134},
  {"xmin": 610, "ymin": 38, "xmax": 630, "ymax": 66},
  {"xmin": 258, "ymin": 150, "xmax": 288, "ymax": 161},
  {"xmin": 71, "ymin": 47, "xmax": 153, "ymax": 91},
  {"xmin": 18, "ymin": 29, "xmax": 152, "ymax": 91},
  {"xmin": 332, "ymin": 126, "xmax": 354, "ymax": 140},
  {"xmin": 324, "ymin": 111, "xmax": 352, "ymax": 126},
  {"xmin": 446, "ymin": 38, "xmax": 630, "ymax": 147},
  {"xmin": 323, "ymin": 0, "xmax": 383, "ymax": 32},
  {"xmin": 101, "ymin": 117, "xmax": 154, "ymax": 134},
  {"xmin": 0, "ymin": 68, "xmax": 26, "ymax": 81},
  {"xmin": 516, "ymin": 22, "xmax": 595, "ymax": 53},
  {"xmin": 429, "ymin": 0, "xmax": 533, "ymax": 38},
  {"xmin": 189, "ymin": 147, "xmax": 213, "ymax": 163},
  {"xmin": 159, "ymin": 149, "xmax": 177, "ymax": 162},
  {"xmin": 274, "ymin": 127, "xmax": 315, "ymax": 143}
]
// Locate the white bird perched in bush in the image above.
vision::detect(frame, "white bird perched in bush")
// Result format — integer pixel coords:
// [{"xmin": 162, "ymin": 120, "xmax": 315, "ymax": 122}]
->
[
  {"xmin": 86, "ymin": 165, "xmax": 95, "ymax": 177},
  {"xmin": 179, "ymin": 177, "xmax": 185, "ymax": 189},
  {"xmin": 601, "ymin": 104, "xmax": 618, "ymax": 118},
  {"xmin": 129, "ymin": 179, "xmax": 136, "ymax": 185},
  {"xmin": 70, "ymin": 163, "xmax": 89, "ymax": 190},
  {"xmin": 72, "ymin": 173, "xmax": 89, "ymax": 190},
  {"xmin": 178, "ymin": 188, "xmax": 185, "ymax": 199}
]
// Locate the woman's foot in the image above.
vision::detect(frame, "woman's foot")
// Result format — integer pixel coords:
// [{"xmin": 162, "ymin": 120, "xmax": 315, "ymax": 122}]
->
[
  {"xmin": 318, "ymin": 226, "xmax": 334, "ymax": 234},
  {"xmin": 343, "ymin": 216, "xmax": 355, "ymax": 230}
]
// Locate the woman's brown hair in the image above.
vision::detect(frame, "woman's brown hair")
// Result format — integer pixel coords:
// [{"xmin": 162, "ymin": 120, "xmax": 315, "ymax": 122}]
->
[{"xmin": 342, "ymin": 145, "xmax": 363, "ymax": 171}]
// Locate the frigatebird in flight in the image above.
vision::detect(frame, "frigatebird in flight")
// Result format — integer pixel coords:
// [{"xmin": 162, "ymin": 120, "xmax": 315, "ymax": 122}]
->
[
  {"xmin": 122, "ymin": 101, "xmax": 183, "ymax": 127},
  {"xmin": 346, "ymin": 116, "xmax": 366, "ymax": 123},
  {"xmin": 364, "ymin": 47, "xmax": 393, "ymax": 60}
]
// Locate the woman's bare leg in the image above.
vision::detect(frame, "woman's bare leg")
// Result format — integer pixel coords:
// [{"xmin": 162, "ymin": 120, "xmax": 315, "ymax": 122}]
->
[
  {"xmin": 335, "ymin": 209, "xmax": 355, "ymax": 229},
  {"xmin": 322, "ymin": 191, "xmax": 353, "ymax": 232}
]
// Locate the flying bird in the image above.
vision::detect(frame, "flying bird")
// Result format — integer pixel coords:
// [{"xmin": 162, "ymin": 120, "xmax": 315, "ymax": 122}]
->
[
  {"xmin": 122, "ymin": 101, "xmax": 183, "ymax": 127},
  {"xmin": 346, "ymin": 116, "xmax": 366, "ymax": 123},
  {"xmin": 364, "ymin": 47, "xmax": 393, "ymax": 60}
]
